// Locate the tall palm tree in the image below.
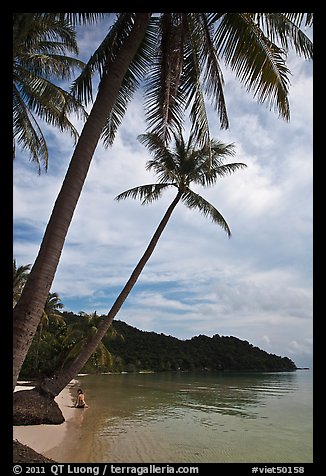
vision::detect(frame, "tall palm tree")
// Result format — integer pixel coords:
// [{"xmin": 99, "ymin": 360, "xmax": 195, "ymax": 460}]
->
[
  {"xmin": 13, "ymin": 13, "xmax": 313, "ymax": 391},
  {"xmin": 13, "ymin": 12, "xmax": 152, "ymax": 390},
  {"xmin": 13, "ymin": 260, "xmax": 31, "ymax": 308},
  {"xmin": 34, "ymin": 292, "xmax": 65, "ymax": 370},
  {"xmin": 38, "ymin": 131, "xmax": 246, "ymax": 397},
  {"xmin": 13, "ymin": 13, "xmax": 88, "ymax": 173}
]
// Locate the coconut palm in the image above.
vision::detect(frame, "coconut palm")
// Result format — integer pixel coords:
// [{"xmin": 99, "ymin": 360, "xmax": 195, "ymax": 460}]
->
[
  {"xmin": 13, "ymin": 13, "xmax": 313, "ymax": 391},
  {"xmin": 13, "ymin": 13, "xmax": 152, "ymax": 391},
  {"xmin": 62, "ymin": 311, "xmax": 122, "ymax": 373},
  {"xmin": 13, "ymin": 13, "xmax": 89, "ymax": 173},
  {"xmin": 37, "ymin": 131, "xmax": 246, "ymax": 397},
  {"xmin": 13, "ymin": 260, "xmax": 31, "ymax": 308}
]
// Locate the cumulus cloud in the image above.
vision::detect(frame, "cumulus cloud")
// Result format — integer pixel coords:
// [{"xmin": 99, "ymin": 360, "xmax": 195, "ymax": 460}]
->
[{"xmin": 13, "ymin": 21, "xmax": 313, "ymax": 369}]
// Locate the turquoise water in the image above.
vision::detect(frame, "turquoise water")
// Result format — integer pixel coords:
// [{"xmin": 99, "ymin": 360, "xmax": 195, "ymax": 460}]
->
[{"xmin": 48, "ymin": 370, "xmax": 313, "ymax": 463}]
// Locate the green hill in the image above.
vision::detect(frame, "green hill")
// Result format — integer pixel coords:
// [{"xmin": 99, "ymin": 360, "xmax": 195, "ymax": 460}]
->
[
  {"xmin": 20, "ymin": 312, "xmax": 296, "ymax": 378},
  {"xmin": 104, "ymin": 319, "xmax": 296, "ymax": 373}
]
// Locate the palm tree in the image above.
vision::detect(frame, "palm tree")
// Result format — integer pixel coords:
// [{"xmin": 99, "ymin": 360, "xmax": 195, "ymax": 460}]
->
[
  {"xmin": 13, "ymin": 13, "xmax": 88, "ymax": 173},
  {"xmin": 13, "ymin": 13, "xmax": 313, "ymax": 391},
  {"xmin": 34, "ymin": 292, "xmax": 65, "ymax": 370},
  {"xmin": 13, "ymin": 13, "xmax": 152, "ymax": 391},
  {"xmin": 62, "ymin": 311, "xmax": 121, "ymax": 373},
  {"xmin": 13, "ymin": 260, "xmax": 31, "ymax": 307},
  {"xmin": 37, "ymin": 131, "xmax": 246, "ymax": 397}
]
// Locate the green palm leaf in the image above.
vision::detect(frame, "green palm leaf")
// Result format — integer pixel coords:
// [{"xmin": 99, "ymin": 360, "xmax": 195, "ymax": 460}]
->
[
  {"xmin": 101, "ymin": 18, "xmax": 158, "ymax": 146},
  {"xmin": 60, "ymin": 13, "xmax": 107, "ymax": 26},
  {"xmin": 118, "ymin": 132, "xmax": 246, "ymax": 238},
  {"xmin": 115, "ymin": 183, "xmax": 173, "ymax": 205},
  {"xmin": 254, "ymin": 13, "xmax": 313, "ymax": 60},
  {"xmin": 214, "ymin": 13, "xmax": 291, "ymax": 120},
  {"xmin": 195, "ymin": 13, "xmax": 228, "ymax": 129},
  {"xmin": 63, "ymin": 311, "xmax": 114, "ymax": 369},
  {"xmin": 13, "ymin": 85, "xmax": 48, "ymax": 172},
  {"xmin": 13, "ymin": 260, "xmax": 31, "ymax": 307},
  {"xmin": 144, "ymin": 13, "xmax": 187, "ymax": 143},
  {"xmin": 182, "ymin": 189, "xmax": 231, "ymax": 237},
  {"xmin": 13, "ymin": 13, "xmax": 87, "ymax": 171}
]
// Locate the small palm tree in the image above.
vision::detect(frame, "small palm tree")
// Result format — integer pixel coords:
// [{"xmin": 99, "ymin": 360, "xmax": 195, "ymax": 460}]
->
[
  {"xmin": 62, "ymin": 311, "xmax": 118, "ymax": 373},
  {"xmin": 13, "ymin": 13, "xmax": 87, "ymax": 172},
  {"xmin": 13, "ymin": 260, "xmax": 31, "ymax": 308},
  {"xmin": 39, "ymin": 131, "xmax": 246, "ymax": 396}
]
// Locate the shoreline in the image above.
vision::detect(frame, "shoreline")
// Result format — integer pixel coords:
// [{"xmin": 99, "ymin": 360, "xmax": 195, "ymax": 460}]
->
[{"xmin": 13, "ymin": 379, "xmax": 79, "ymax": 459}]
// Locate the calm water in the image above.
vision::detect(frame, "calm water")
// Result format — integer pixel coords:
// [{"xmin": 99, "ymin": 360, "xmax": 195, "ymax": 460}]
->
[{"xmin": 47, "ymin": 370, "xmax": 313, "ymax": 463}]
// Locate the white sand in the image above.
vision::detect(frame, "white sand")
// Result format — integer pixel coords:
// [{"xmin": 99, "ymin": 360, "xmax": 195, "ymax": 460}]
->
[{"xmin": 13, "ymin": 380, "xmax": 79, "ymax": 455}]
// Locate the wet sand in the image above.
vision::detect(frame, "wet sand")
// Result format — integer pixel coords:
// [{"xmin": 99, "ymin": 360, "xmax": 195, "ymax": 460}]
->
[{"xmin": 13, "ymin": 380, "xmax": 83, "ymax": 459}]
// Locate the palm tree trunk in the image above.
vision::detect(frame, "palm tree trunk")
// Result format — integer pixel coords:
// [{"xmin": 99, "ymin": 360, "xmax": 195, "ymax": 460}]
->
[
  {"xmin": 38, "ymin": 191, "xmax": 182, "ymax": 397},
  {"xmin": 13, "ymin": 13, "xmax": 152, "ymax": 391}
]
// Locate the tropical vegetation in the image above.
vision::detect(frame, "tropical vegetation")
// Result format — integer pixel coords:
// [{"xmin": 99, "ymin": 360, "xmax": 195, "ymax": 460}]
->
[
  {"xmin": 20, "ymin": 310, "xmax": 124, "ymax": 378},
  {"xmin": 34, "ymin": 292, "xmax": 65, "ymax": 370},
  {"xmin": 13, "ymin": 13, "xmax": 87, "ymax": 172},
  {"xmin": 20, "ymin": 311, "xmax": 296, "ymax": 378},
  {"xmin": 13, "ymin": 13, "xmax": 313, "ymax": 393},
  {"xmin": 13, "ymin": 259, "xmax": 31, "ymax": 307}
]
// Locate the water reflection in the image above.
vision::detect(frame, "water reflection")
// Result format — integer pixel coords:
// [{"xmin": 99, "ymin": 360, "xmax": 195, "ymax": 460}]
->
[
  {"xmin": 56, "ymin": 371, "xmax": 312, "ymax": 463},
  {"xmin": 79, "ymin": 371, "xmax": 299, "ymax": 423}
]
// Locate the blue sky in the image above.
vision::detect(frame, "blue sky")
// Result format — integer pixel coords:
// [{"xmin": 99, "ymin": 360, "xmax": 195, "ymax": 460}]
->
[{"xmin": 13, "ymin": 17, "xmax": 313, "ymax": 368}]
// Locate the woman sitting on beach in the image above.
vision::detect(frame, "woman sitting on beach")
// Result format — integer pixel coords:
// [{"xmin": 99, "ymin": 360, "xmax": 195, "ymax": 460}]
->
[{"xmin": 75, "ymin": 388, "xmax": 89, "ymax": 408}]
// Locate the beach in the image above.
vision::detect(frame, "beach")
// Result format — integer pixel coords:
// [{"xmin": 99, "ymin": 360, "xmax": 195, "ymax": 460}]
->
[{"xmin": 13, "ymin": 380, "xmax": 80, "ymax": 461}]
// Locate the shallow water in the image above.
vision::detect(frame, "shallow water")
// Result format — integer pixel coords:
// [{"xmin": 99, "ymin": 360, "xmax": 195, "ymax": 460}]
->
[{"xmin": 46, "ymin": 370, "xmax": 313, "ymax": 463}]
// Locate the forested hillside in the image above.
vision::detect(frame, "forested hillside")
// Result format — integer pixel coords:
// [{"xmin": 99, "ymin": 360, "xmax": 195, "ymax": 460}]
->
[
  {"xmin": 20, "ymin": 311, "xmax": 296, "ymax": 378},
  {"xmin": 105, "ymin": 320, "xmax": 296, "ymax": 372}
]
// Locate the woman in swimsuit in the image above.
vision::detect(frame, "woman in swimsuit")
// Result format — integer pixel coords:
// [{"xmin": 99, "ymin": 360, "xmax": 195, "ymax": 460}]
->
[{"xmin": 75, "ymin": 388, "xmax": 89, "ymax": 408}]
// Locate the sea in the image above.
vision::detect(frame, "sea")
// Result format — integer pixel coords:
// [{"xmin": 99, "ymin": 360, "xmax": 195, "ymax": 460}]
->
[{"xmin": 46, "ymin": 370, "xmax": 313, "ymax": 464}]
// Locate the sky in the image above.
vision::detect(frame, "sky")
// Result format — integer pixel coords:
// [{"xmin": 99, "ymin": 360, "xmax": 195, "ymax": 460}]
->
[{"xmin": 13, "ymin": 17, "xmax": 313, "ymax": 368}]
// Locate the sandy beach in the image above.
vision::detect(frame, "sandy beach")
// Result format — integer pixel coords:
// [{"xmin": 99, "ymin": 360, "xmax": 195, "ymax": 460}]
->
[{"xmin": 13, "ymin": 379, "xmax": 81, "ymax": 459}]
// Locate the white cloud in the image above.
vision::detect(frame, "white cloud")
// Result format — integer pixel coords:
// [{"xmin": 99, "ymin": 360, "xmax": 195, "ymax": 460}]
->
[{"xmin": 13, "ymin": 19, "xmax": 313, "ymax": 369}]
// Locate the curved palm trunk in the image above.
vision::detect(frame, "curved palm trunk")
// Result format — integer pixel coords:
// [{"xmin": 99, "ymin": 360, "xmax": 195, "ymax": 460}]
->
[
  {"xmin": 13, "ymin": 13, "xmax": 151, "ymax": 391},
  {"xmin": 38, "ymin": 191, "xmax": 182, "ymax": 397}
]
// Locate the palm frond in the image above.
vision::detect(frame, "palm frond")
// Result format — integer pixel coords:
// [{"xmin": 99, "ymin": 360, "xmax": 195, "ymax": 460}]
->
[
  {"xmin": 101, "ymin": 18, "xmax": 158, "ymax": 146},
  {"xmin": 115, "ymin": 183, "xmax": 173, "ymax": 205},
  {"xmin": 254, "ymin": 13, "xmax": 313, "ymax": 60},
  {"xmin": 195, "ymin": 160, "xmax": 246, "ymax": 187},
  {"xmin": 60, "ymin": 13, "xmax": 107, "ymax": 26},
  {"xmin": 196, "ymin": 13, "xmax": 229, "ymax": 129},
  {"xmin": 138, "ymin": 132, "xmax": 168, "ymax": 157},
  {"xmin": 182, "ymin": 189, "xmax": 231, "ymax": 237},
  {"xmin": 214, "ymin": 13, "xmax": 291, "ymax": 120},
  {"xmin": 276, "ymin": 13, "xmax": 313, "ymax": 28},
  {"xmin": 15, "ymin": 68, "xmax": 85, "ymax": 139},
  {"xmin": 13, "ymin": 13, "xmax": 88, "ymax": 171},
  {"xmin": 144, "ymin": 13, "xmax": 187, "ymax": 143},
  {"xmin": 13, "ymin": 84, "xmax": 48, "ymax": 172},
  {"xmin": 13, "ymin": 14, "xmax": 80, "ymax": 57},
  {"xmin": 138, "ymin": 132, "xmax": 178, "ymax": 182},
  {"xmin": 71, "ymin": 13, "xmax": 140, "ymax": 104},
  {"xmin": 183, "ymin": 43, "xmax": 211, "ymax": 147},
  {"xmin": 94, "ymin": 343, "xmax": 113, "ymax": 368},
  {"xmin": 183, "ymin": 13, "xmax": 228, "ymax": 140},
  {"xmin": 16, "ymin": 53, "xmax": 85, "ymax": 81},
  {"xmin": 13, "ymin": 260, "xmax": 31, "ymax": 307}
]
